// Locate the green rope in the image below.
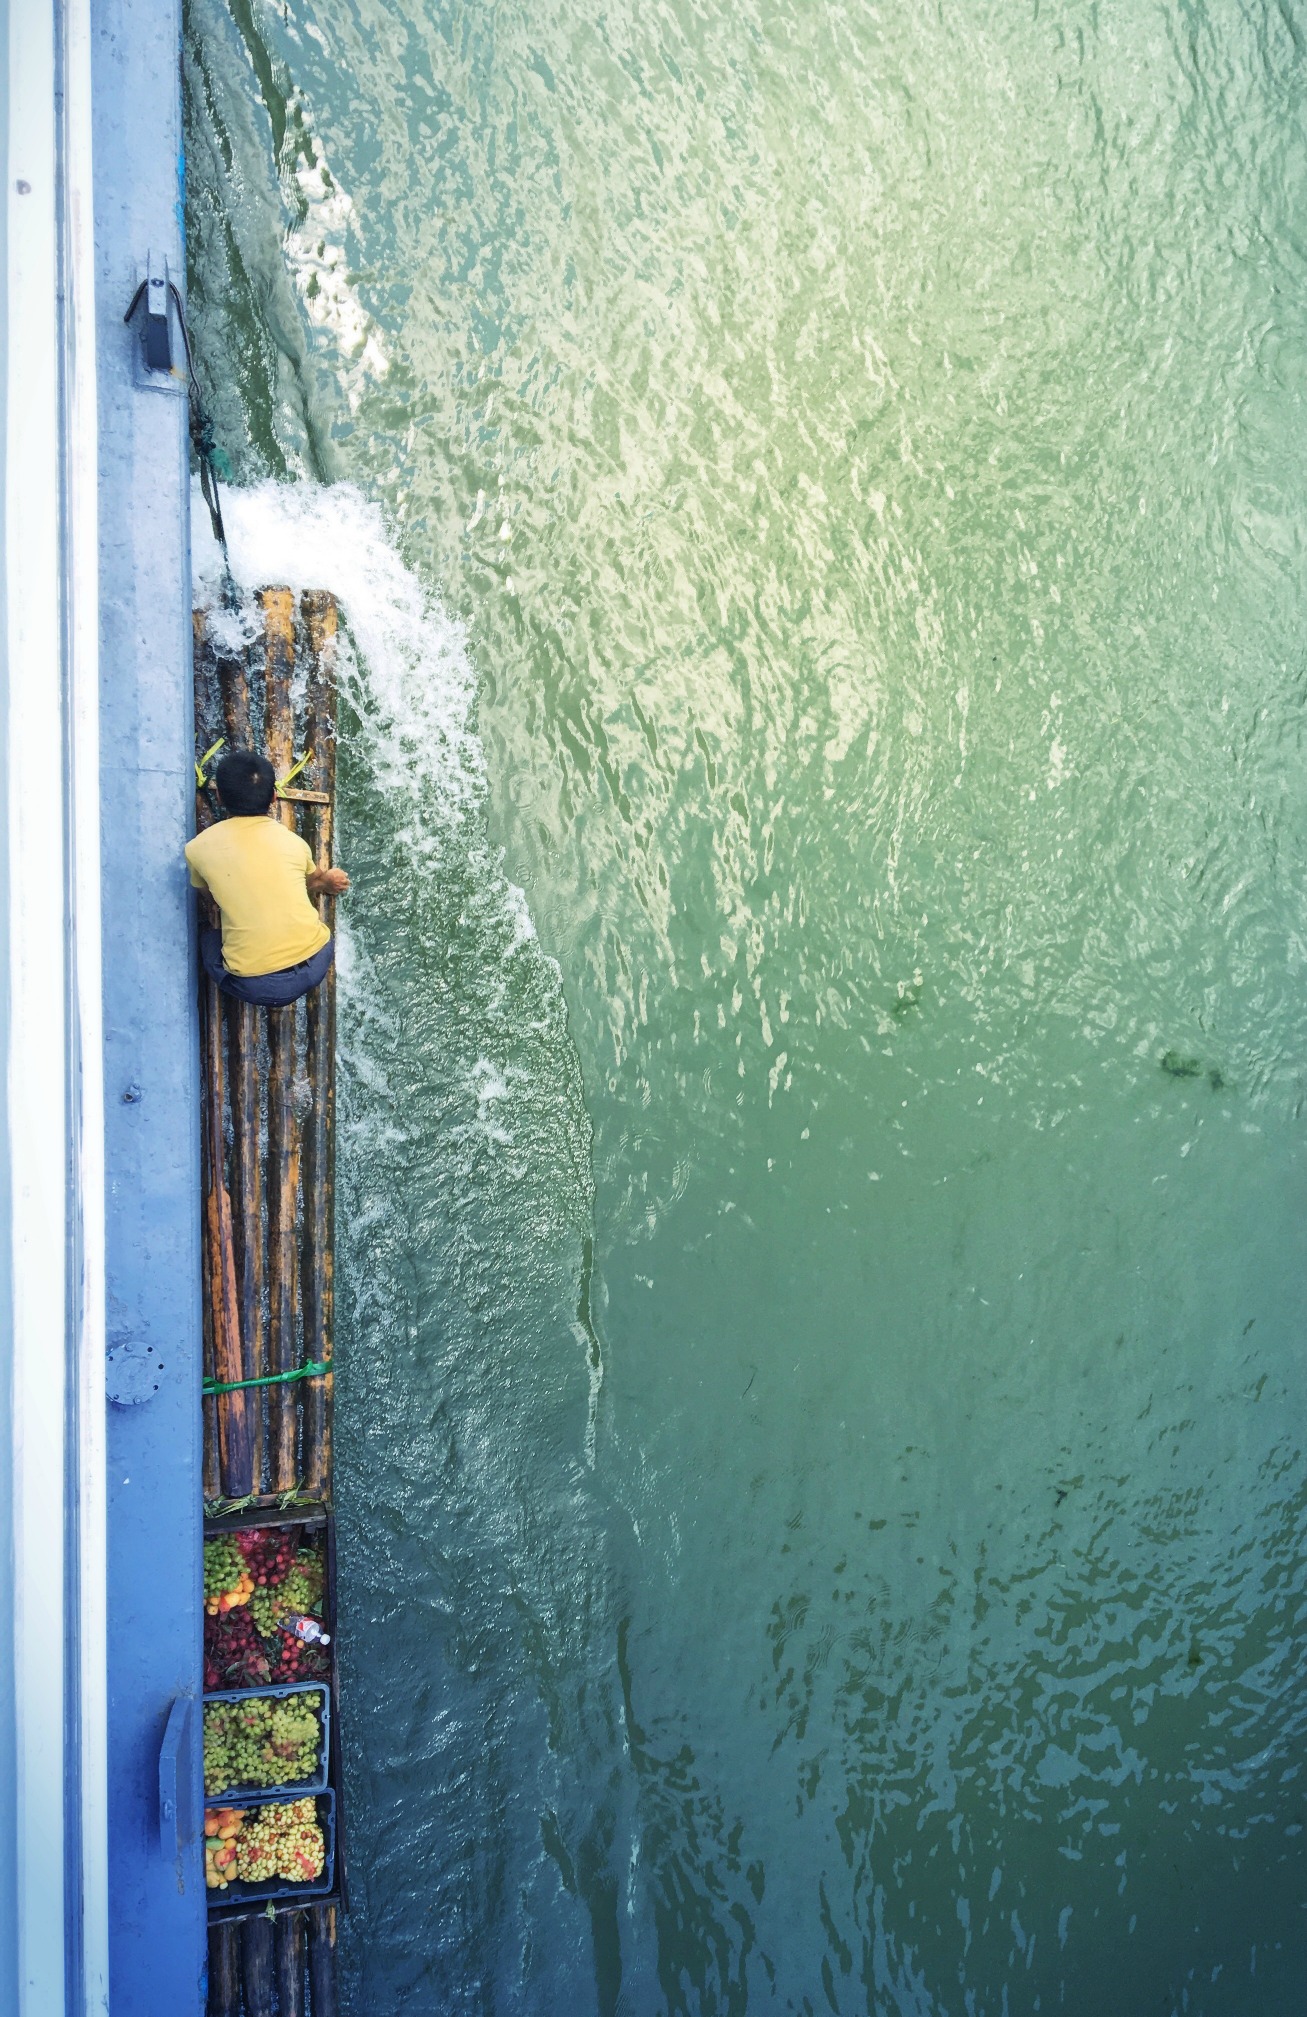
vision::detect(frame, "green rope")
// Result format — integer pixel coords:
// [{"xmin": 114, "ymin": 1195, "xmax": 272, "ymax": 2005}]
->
[{"xmin": 204, "ymin": 1359, "xmax": 332, "ymax": 1396}]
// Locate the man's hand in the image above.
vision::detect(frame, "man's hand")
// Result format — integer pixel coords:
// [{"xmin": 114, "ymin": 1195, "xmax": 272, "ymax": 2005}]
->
[{"xmin": 308, "ymin": 866, "xmax": 350, "ymax": 899}]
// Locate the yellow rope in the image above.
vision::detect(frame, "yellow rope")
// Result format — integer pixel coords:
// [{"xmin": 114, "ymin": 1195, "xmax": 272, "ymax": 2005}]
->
[
  {"xmin": 195, "ymin": 737, "xmax": 225, "ymax": 787},
  {"xmin": 276, "ymin": 750, "xmax": 312, "ymax": 796}
]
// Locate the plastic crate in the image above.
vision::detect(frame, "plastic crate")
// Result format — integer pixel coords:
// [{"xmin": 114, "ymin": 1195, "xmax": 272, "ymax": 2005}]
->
[
  {"xmin": 202, "ymin": 1681, "xmax": 331, "ymax": 1802},
  {"xmin": 205, "ymin": 1790, "xmax": 336, "ymax": 1911}
]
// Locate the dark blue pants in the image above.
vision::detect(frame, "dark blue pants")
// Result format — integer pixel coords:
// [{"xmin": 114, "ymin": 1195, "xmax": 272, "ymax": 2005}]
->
[{"xmin": 200, "ymin": 927, "xmax": 334, "ymax": 1007}]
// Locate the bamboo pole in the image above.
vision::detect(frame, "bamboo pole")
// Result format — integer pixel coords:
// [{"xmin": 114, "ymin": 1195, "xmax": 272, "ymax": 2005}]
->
[
  {"xmin": 261, "ymin": 587, "xmax": 297, "ymax": 830},
  {"xmin": 202, "ymin": 976, "xmax": 254, "ymax": 1498},
  {"xmin": 200, "ymin": 1264, "xmax": 220, "ymax": 1507},
  {"xmin": 215, "ymin": 608, "xmax": 267, "ymax": 1493},
  {"xmin": 206, "ymin": 1924, "xmax": 240, "ymax": 2017},
  {"xmin": 266, "ymin": 1004, "xmax": 301, "ymax": 1493},
  {"xmin": 198, "ymin": 1119, "xmax": 223, "ymax": 1501},
  {"xmin": 225, "ymin": 994, "xmax": 266, "ymax": 1493},
  {"xmin": 218, "ymin": 613, "xmax": 254, "ymax": 754},
  {"xmin": 240, "ymin": 1916, "xmax": 276, "ymax": 2015},
  {"xmin": 195, "ymin": 615, "xmax": 223, "ymax": 1504},
  {"xmin": 263, "ymin": 588, "xmax": 302, "ymax": 1492},
  {"xmin": 276, "ymin": 1909, "xmax": 307, "ymax": 2017},
  {"xmin": 197, "ymin": 608, "xmax": 258, "ymax": 1500},
  {"xmin": 300, "ymin": 591, "xmax": 338, "ymax": 1504},
  {"xmin": 307, "ymin": 1905, "xmax": 338, "ymax": 2017},
  {"xmin": 193, "ymin": 605, "xmax": 227, "ymax": 780}
]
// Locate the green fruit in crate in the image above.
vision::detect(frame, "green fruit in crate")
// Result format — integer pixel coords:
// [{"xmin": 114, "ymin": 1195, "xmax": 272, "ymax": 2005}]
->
[
  {"xmin": 248, "ymin": 1551, "xmax": 325, "ymax": 1639},
  {"xmin": 203, "ymin": 1536, "xmax": 255, "ymax": 1616},
  {"xmin": 203, "ymin": 1537, "xmax": 241, "ymax": 1596},
  {"xmin": 202, "ymin": 1692, "xmax": 323, "ymax": 1793},
  {"xmin": 234, "ymin": 1798, "xmax": 325, "ymax": 1886}
]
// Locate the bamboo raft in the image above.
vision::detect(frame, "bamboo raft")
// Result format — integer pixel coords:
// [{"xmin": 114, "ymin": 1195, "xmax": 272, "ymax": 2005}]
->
[{"xmin": 194, "ymin": 589, "xmax": 346, "ymax": 2017}]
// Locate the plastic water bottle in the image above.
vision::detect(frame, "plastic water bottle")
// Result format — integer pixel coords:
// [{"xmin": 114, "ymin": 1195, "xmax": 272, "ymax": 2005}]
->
[{"xmin": 281, "ymin": 1613, "xmax": 331, "ymax": 1647}]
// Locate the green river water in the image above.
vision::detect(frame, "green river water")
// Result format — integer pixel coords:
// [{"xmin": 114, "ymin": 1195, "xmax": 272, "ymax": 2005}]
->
[{"xmin": 186, "ymin": 2, "xmax": 1307, "ymax": 2010}]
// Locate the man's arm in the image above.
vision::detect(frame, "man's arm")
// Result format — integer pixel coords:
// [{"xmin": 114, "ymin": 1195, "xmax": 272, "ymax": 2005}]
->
[
  {"xmin": 307, "ymin": 866, "xmax": 350, "ymax": 899},
  {"xmin": 184, "ymin": 838, "xmax": 209, "ymax": 890}
]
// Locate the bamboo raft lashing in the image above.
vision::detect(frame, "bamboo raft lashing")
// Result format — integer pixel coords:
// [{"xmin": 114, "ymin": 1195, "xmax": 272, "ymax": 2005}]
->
[{"xmin": 194, "ymin": 589, "xmax": 345, "ymax": 2017}]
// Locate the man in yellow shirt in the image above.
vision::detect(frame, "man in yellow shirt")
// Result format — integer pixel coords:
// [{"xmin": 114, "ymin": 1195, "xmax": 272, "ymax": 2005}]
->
[{"xmin": 186, "ymin": 750, "xmax": 349, "ymax": 1007}]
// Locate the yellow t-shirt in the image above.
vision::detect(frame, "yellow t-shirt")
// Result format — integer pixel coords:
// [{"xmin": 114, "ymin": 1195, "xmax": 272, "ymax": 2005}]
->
[{"xmin": 186, "ymin": 817, "xmax": 331, "ymax": 977}]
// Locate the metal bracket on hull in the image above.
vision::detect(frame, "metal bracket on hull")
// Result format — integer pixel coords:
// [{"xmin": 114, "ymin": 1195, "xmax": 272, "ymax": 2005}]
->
[
  {"xmin": 123, "ymin": 251, "xmax": 186, "ymax": 394},
  {"xmin": 159, "ymin": 1696, "xmax": 196, "ymax": 1869}
]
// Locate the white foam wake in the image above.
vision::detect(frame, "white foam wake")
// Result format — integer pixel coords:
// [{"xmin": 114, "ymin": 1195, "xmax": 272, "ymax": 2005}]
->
[
  {"xmin": 192, "ymin": 477, "xmax": 603, "ymax": 1457},
  {"xmin": 193, "ymin": 478, "xmax": 484, "ymax": 826}
]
